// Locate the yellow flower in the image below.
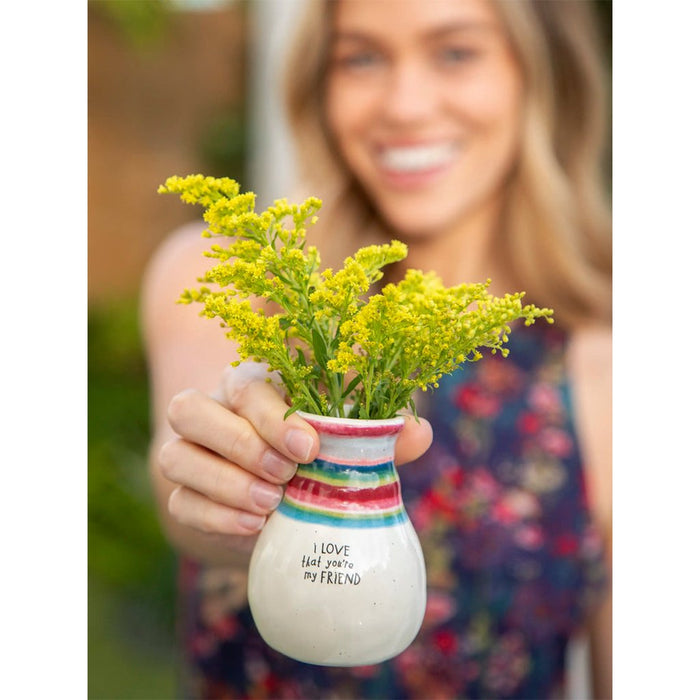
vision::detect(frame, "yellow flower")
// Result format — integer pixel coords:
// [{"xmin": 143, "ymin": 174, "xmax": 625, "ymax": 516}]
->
[{"xmin": 161, "ymin": 174, "xmax": 554, "ymax": 419}]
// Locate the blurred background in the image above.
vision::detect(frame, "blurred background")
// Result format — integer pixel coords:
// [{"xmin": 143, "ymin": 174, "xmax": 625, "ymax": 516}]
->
[
  {"xmin": 89, "ymin": 0, "xmax": 307, "ymax": 694},
  {"xmin": 88, "ymin": 1, "xmax": 610, "ymax": 697},
  {"xmin": 89, "ymin": 1, "xmax": 249, "ymax": 697}
]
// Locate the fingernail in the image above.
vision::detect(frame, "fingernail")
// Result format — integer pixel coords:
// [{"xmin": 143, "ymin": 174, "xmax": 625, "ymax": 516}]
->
[
  {"xmin": 285, "ymin": 429, "xmax": 314, "ymax": 463},
  {"xmin": 250, "ymin": 481, "xmax": 283, "ymax": 511},
  {"xmin": 261, "ymin": 450, "xmax": 297, "ymax": 481},
  {"xmin": 238, "ymin": 512, "xmax": 266, "ymax": 532}
]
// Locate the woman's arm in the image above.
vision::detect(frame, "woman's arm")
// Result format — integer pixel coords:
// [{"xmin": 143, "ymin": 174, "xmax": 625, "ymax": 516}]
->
[
  {"xmin": 568, "ymin": 324, "xmax": 613, "ymax": 699},
  {"xmin": 141, "ymin": 222, "xmax": 295, "ymax": 566}
]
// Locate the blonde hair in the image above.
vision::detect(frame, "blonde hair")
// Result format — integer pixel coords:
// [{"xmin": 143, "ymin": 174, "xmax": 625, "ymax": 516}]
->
[{"xmin": 282, "ymin": 0, "xmax": 612, "ymax": 328}]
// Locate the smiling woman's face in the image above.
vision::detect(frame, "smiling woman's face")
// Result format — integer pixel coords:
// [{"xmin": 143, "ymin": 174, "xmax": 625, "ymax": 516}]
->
[{"xmin": 324, "ymin": 0, "xmax": 523, "ymax": 239}]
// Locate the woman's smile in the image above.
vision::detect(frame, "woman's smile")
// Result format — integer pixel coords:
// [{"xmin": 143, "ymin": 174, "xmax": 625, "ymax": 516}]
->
[{"xmin": 375, "ymin": 140, "xmax": 461, "ymax": 188}]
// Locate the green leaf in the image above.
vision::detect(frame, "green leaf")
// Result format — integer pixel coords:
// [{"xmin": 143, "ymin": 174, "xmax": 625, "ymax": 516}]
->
[
  {"xmin": 341, "ymin": 374, "xmax": 362, "ymax": 399},
  {"xmin": 311, "ymin": 328, "xmax": 327, "ymax": 366},
  {"xmin": 306, "ymin": 383, "xmax": 327, "ymax": 415},
  {"xmin": 284, "ymin": 403, "xmax": 302, "ymax": 419}
]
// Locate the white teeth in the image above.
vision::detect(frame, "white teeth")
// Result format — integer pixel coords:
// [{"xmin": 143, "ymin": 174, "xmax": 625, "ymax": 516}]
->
[{"xmin": 379, "ymin": 143, "xmax": 457, "ymax": 172}]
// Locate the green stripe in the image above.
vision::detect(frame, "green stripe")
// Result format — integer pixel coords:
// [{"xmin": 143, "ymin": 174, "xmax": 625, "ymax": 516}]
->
[{"xmin": 296, "ymin": 459, "xmax": 397, "ymax": 487}]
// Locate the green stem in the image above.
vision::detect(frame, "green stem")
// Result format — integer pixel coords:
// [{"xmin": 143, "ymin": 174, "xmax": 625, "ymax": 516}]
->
[{"xmin": 363, "ymin": 361, "xmax": 375, "ymax": 418}]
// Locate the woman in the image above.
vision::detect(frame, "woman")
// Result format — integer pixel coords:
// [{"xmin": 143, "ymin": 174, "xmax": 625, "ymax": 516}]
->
[{"xmin": 142, "ymin": 0, "xmax": 612, "ymax": 697}]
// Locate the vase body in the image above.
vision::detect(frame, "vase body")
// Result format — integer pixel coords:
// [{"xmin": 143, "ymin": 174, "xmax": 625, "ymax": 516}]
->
[{"xmin": 247, "ymin": 411, "xmax": 426, "ymax": 667}]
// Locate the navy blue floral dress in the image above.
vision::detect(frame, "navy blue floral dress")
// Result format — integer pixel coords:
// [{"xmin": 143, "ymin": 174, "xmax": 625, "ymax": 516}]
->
[{"xmin": 177, "ymin": 322, "xmax": 608, "ymax": 699}]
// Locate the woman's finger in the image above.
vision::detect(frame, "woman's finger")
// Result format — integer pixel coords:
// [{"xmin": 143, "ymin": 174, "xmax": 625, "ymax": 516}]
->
[
  {"xmin": 220, "ymin": 366, "xmax": 320, "ymax": 465},
  {"xmin": 159, "ymin": 437, "xmax": 284, "ymax": 514},
  {"xmin": 166, "ymin": 388, "xmax": 299, "ymax": 484},
  {"xmin": 168, "ymin": 483, "xmax": 268, "ymax": 535},
  {"xmin": 395, "ymin": 416, "xmax": 433, "ymax": 465}
]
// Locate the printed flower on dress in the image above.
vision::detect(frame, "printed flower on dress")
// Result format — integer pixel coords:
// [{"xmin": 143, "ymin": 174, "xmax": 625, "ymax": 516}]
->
[
  {"xmin": 527, "ymin": 382, "xmax": 563, "ymax": 417},
  {"xmin": 483, "ymin": 632, "xmax": 531, "ymax": 695},
  {"xmin": 538, "ymin": 426, "xmax": 574, "ymax": 457},
  {"xmin": 521, "ymin": 456, "xmax": 567, "ymax": 494},
  {"xmin": 422, "ymin": 590, "xmax": 458, "ymax": 628},
  {"xmin": 454, "ymin": 383, "xmax": 501, "ymax": 418}
]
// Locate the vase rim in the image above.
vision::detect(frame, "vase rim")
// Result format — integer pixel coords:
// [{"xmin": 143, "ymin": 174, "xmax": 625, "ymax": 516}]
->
[{"xmin": 296, "ymin": 410, "xmax": 405, "ymax": 436}]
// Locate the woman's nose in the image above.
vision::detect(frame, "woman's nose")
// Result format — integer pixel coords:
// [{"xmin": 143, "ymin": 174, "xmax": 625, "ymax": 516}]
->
[{"xmin": 380, "ymin": 60, "xmax": 438, "ymax": 125}]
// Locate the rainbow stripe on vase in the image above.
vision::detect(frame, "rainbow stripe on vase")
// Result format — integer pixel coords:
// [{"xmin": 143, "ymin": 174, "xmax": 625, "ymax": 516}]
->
[
  {"xmin": 278, "ymin": 411, "xmax": 408, "ymax": 528},
  {"xmin": 278, "ymin": 456, "xmax": 408, "ymax": 528}
]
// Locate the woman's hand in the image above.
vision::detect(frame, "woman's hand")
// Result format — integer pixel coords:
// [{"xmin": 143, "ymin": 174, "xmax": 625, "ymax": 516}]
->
[
  {"xmin": 157, "ymin": 362, "xmax": 433, "ymax": 554},
  {"xmin": 160, "ymin": 362, "xmax": 318, "ymax": 539}
]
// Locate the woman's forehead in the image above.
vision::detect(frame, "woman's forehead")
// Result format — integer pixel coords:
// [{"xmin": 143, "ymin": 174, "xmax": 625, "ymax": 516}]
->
[{"xmin": 330, "ymin": 0, "xmax": 502, "ymax": 38}]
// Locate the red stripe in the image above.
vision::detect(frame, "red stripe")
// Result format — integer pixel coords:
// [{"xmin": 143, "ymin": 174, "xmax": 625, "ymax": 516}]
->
[{"xmin": 286, "ymin": 477, "xmax": 401, "ymax": 508}]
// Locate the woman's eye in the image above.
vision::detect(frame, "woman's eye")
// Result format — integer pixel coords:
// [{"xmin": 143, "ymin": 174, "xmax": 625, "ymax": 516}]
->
[
  {"xmin": 335, "ymin": 51, "xmax": 383, "ymax": 71},
  {"xmin": 438, "ymin": 46, "xmax": 478, "ymax": 65}
]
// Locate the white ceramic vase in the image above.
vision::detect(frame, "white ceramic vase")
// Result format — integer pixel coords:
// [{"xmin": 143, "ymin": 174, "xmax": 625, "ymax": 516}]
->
[{"xmin": 247, "ymin": 410, "xmax": 426, "ymax": 667}]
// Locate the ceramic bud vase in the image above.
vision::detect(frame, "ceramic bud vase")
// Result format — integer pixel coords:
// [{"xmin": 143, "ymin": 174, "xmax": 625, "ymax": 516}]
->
[{"xmin": 247, "ymin": 410, "xmax": 427, "ymax": 667}]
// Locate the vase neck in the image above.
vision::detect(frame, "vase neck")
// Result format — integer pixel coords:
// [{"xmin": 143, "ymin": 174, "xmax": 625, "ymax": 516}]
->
[{"xmin": 316, "ymin": 431, "xmax": 399, "ymax": 466}]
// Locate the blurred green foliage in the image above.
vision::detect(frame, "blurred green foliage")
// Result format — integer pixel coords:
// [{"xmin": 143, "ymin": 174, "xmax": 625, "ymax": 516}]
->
[
  {"xmin": 199, "ymin": 110, "xmax": 248, "ymax": 183},
  {"xmin": 90, "ymin": 578, "xmax": 177, "ymax": 699},
  {"xmin": 90, "ymin": 0, "xmax": 173, "ymax": 49},
  {"xmin": 88, "ymin": 299, "xmax": 177, "ymax": 698}
]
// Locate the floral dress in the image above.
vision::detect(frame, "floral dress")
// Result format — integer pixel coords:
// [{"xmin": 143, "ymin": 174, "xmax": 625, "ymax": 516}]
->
[{"xmin": 177, "ymin": 322, "xmax": 608, "ymax": 699}]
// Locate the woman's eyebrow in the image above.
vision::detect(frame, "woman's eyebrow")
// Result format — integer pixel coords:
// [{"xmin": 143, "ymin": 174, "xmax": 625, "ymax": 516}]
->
[
  {"xmin": 426, "ymin": 21, "xmax": 500, "ymax": 38},
  {"xmin": 330, "ymin": 21, "xmax": 499, "ymax": 45}
]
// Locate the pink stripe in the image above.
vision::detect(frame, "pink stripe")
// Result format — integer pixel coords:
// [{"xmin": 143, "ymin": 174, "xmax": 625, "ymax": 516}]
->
[
  {"xmin": 299, "ymin": 414, "xmax": 404, "ymax": 437},
  {"xmin": 315, "ymin": 452, "xmax": 390, "ymax": 466}
]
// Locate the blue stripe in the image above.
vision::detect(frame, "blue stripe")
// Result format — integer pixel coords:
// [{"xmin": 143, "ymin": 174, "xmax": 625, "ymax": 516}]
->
[
  {"xmin": 299, "ymin": 458, "xmax": 396, "ymax": 480},
  {"xmin": 277, "ymin": 500, "xmax": 408, "ymax": 528}
]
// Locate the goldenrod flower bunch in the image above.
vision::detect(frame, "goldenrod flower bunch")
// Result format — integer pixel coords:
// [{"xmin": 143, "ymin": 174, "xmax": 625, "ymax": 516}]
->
[{"xmin": 159, "ymin": 175, "xmax": 553, "ymax": 420}]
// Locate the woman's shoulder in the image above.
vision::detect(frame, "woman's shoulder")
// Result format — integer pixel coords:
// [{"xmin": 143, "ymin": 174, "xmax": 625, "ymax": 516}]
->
[
  {"xmin": 566, "ymin": 322, "xmax": 612, "ymax": 379},
  {"xmin": 140, "ymin": 220, "xmax": 238, "ymax": 391},
  {"xmin": 565, "ymin": 322, "xmax": 612, "ymax": 420},
  {"xmin": 565, "ymin": 322, "xmax": 612, "ymax": 528},
  {"xmin": 140, "ymin": 221, "xmax": 217, "ymax": 342},
  {"xmin": 141, "ymin": 220, "xmax": 224, "ymax": 316},
  {"xmin": 142, "ymin": 221, "xmax": 211, "ymax": 291}
]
